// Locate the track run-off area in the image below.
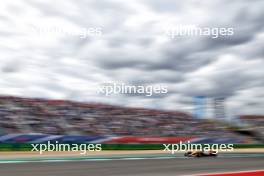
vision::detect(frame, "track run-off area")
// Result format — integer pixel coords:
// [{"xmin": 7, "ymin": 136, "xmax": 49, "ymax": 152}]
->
[{"xmin": 0, "ymin": 153, "xmax": 263, "ymax": 176}]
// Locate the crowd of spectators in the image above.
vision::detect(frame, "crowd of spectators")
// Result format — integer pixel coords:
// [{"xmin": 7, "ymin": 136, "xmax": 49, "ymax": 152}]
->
[{"xmin": 0, "ymin": 96, "xmax": 244, "ymax": 138}]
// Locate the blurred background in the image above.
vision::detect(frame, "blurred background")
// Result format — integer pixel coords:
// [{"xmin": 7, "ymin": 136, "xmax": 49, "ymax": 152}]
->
[{"xmin": 0, "ymin": 0, "xmax": 263, "ymax": 144}]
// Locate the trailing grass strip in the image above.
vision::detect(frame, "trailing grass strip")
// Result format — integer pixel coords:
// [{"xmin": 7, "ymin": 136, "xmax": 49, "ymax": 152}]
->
[{"xmin": 0, "ymin": 143, "xmax": 263, "ymax": 151}]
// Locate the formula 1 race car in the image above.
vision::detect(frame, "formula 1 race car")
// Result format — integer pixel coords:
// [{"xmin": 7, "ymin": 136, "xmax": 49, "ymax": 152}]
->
[{"xmin": 184, "ymin": 150, "xmax": 217, "ymax": 157}]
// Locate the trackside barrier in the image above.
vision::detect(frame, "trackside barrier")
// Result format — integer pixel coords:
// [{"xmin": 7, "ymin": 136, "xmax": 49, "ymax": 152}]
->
[{"xmin": 0, "ymin": 135, "xmax": 248, "ymax": 144}]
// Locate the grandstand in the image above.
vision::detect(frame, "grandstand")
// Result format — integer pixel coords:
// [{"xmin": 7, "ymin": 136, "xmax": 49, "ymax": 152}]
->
[{"xmin": 0, "ymin": 96, "xmax": 259, "ymax": 143}]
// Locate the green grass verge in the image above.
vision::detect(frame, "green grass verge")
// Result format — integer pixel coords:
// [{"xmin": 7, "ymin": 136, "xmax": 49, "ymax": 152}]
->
[{"xmin": 0, "ymin": 143, "xmax": 264, "ymax": 151}]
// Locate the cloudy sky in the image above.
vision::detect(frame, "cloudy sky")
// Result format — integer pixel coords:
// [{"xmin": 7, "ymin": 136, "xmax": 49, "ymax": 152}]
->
[{"xmin": 0, "ymin": 0, "xmax": 263, "ymax": 117}]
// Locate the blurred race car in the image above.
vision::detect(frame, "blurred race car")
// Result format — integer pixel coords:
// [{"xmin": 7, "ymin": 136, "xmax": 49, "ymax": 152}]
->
[{"xmin": 184, "ymin": 150, "xmax": 217, "ymax": 157}]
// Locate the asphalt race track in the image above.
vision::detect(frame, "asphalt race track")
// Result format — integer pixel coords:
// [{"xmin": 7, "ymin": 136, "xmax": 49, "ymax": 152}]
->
[{"xmin": 0, "ymin": 156, "xmax": 264, "ymax": 176}]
